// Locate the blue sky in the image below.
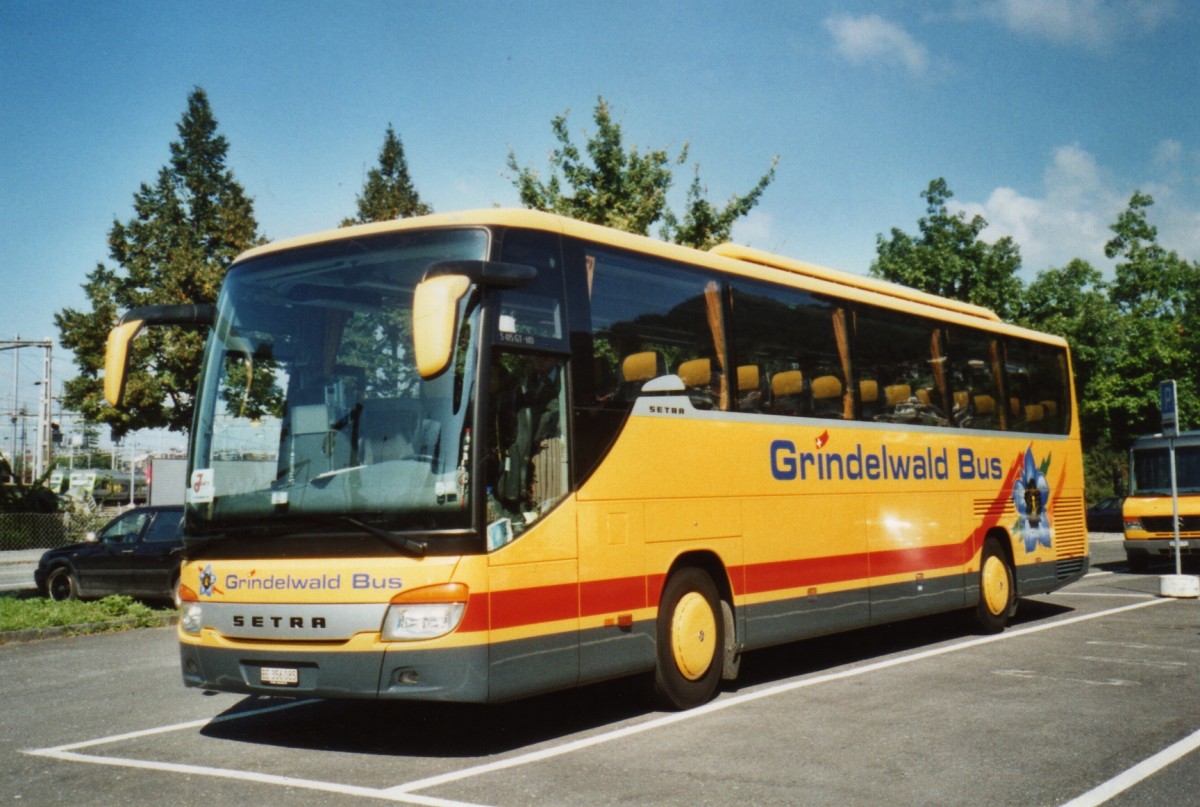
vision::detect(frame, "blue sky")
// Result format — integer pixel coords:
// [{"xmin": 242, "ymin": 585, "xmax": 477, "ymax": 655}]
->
[{"xmin": 1, "ymin": 0, "xmax": 1197, "ymax": 454}]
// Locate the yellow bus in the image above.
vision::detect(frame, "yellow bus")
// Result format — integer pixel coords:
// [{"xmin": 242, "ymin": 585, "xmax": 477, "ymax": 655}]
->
[
  {"xmin": 105, "ymin": 209, "xmax": 1088, "ymax": 709},
  {"xmin": 1123, "ymin": 431, "xmax": 1200, "ymax": 571}
]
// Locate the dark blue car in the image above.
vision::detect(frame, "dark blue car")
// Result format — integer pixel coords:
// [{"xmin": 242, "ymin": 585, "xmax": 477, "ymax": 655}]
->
[
  {"xmin": 34, "ymin": 505, "xmax": 184, "ymax": 605},
  {"xmin": 1086, "ymin": 497, "xmax": 1125, "ymax": 533}
]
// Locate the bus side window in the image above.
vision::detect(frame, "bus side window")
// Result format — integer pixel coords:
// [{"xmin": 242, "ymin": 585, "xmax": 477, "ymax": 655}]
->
[
  {"xmin": 730, "ymin": 281, "xmax": 848, "ymax": 419},
  {"xmin": 945, "ymin": 327, "xmax": 1005, "ymax": 431},
  {"xmin": 854, "ymin": 307, "xmax": 951, "ymax": 427},
  {"xmin": 584, "ymin": 247, "xmax": 722, "ymax": 409}
]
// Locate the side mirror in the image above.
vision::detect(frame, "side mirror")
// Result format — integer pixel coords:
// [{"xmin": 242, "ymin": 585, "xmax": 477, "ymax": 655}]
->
[
  {"xmin": 411, "ymin": 260, "xmax": 537, "ymax": 380},
  {"xmin": 412, "ymin": 275, "xmax": 471, "ymax": 380},
  {"xmin": 104, "ymin": 304, "xmax": 215, "ymax": 406}
]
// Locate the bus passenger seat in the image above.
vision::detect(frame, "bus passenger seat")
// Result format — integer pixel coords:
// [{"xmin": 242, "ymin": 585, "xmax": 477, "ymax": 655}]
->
[
  {"xmin": 884, "ymin": 384, "xmax": 912, "ymax": 410},
  {"xmin": 859, "ymin": 380, "xmax": 881, "ymax": 419},
  {"xmin": 618, "ymin": 351, "xmax": 665, "ymax": 402},
  {"xmin": 811, "ymin": 375, "xmax": 843, "ymax": 418},
  {"xmin": 770, "ymin": 370, "xmax": 806, "ymax": 415},
  {"xmin": 737, "ymin": 365, "xmax": 764, "ymax": 412},
  {"xmin": 677, "ymin": 358, "xmax": 717, "ymax": 409}
]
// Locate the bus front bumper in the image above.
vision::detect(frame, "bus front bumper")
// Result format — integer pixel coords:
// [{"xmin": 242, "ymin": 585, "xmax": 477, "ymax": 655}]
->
[
  {"xmin": 180, "ymin": 641, "xmax": 489, "ymax": 702},
  {"xmin": 1123, "ymin": 538, "xmax": 1200, "ymax": 556}
]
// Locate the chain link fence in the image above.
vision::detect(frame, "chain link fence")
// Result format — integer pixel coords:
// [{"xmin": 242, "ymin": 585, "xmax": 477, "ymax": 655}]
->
[{"xmin": 0, "ymin": 511, "xmax": 114, "ymax": 551}]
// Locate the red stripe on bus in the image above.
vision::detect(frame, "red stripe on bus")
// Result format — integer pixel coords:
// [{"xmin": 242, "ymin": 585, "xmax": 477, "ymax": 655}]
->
[
  {"xmin": 487, "ymin": 582, "xmax": 578, "ymax": 631},
  {"xmin": 581, "ymin": 575, "xmax": 645, "ymax": 617}
]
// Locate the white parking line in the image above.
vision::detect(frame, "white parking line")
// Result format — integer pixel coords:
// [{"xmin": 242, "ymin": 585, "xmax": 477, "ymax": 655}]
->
[
  {"xmin": 1059, "ymin": 727, "xmax": 1200, "ymax": 807},
  {"xmin": 22, "ymin": 598, "xmax": 1173, "ymax": 806}
]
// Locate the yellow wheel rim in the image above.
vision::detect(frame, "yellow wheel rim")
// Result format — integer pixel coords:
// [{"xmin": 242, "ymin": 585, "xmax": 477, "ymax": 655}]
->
[
  {"xmin": 982, "ymin": 554, "xmax": 1010, "ymax": 616},
  {"xmin": 671, "ymin": 591, "xmax": 717, "ymax": 681}
]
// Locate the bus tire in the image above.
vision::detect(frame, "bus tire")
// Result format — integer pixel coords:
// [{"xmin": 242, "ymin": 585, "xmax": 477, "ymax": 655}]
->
[
  {"xmin": 652, "ymin": 567, "xmax": 725, "ymax": 710},
  {"xmin": 976, "ymin": 537, "xmax": 1014, "ymax": 634},
  {"xmin": 46, "ymin": 566, "xmax": 79, "ymax": 602}
]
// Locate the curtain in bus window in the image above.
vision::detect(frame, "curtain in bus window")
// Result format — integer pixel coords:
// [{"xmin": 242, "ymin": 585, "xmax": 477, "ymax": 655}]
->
[{"xmin": 729, "ymin": 281, "xmax": 847, "ymax": 419}]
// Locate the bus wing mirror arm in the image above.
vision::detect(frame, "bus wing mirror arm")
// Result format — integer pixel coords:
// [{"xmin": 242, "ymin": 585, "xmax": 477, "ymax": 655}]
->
[{"xmin": 104, "ymin": 304, "xmax": 215, "ymax": 406}]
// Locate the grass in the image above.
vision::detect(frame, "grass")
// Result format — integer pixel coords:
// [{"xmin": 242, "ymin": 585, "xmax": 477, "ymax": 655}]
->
[{"xmin": 0, "ymin": 592, "xmax": 175, "ymax": 636}]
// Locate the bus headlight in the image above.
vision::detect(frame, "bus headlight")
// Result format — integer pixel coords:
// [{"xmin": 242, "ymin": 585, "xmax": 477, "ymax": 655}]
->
[
  {"xmin": 178, "ymin": 583, "xmax": 203, "ymax": 634},
  {"xmin": 1123, "ymin": 517, "xmax": 1142, "ymax": 534},
  {"xmin": 381, "ymin": 583, "xmax": 468, "ymax": 641}
]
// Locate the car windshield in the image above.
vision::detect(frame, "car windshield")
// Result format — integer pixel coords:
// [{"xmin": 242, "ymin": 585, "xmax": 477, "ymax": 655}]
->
[
  {"xmin": 1130, "ymin": 445, "xmax": 1200, "ymax": 495},
  {"xmin": 189, "ymin": 228, "xmax": 487, "ymax": 533}
]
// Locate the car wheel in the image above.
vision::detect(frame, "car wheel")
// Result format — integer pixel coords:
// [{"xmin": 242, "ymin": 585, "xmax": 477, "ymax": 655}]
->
[{"xmin": 46, "ymin": 566, "xmax": 79, "ymax": 602}]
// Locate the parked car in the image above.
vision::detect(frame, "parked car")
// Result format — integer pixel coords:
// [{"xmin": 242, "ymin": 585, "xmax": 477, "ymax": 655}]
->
[
  {"xmin": 34, "ymin": 505, "xmax": 184, "ymax": 606},
  {"xmin": 1086, "ymin": 497, "xmax": 1125, "ymax": 533}
]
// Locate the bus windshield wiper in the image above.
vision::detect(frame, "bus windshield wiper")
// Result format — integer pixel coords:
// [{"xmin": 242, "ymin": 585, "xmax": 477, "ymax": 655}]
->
[{"xmin": 338, "ymin": 517, "xmax": 427, "ymax": 558}]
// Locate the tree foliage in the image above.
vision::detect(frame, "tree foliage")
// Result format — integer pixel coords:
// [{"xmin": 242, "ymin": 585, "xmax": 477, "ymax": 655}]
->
[
  {"xmin": 337, "ymin": 125, "xmax": 432, "ymax": 398},
  {"xmin": 1098, "ymin": 191, "xmax": 1200, "ymax": 446},
  {"xmin": 872, "ymin": 179, "xmax": 1023, "ymax": 319},
  {"xmin": 55, "ymin": 88, "xmax": 262, "ymax": 440},
  {"xmin": 507, "ymin": 97, "xmax": 776, "ymax": 249},
  {"xmin": 341, "ymin": 124, "xmax": 431, "ymax": 226}
]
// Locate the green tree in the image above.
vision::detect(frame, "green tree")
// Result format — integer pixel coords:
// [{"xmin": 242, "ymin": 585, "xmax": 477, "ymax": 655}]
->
[
  {"xmin": 507, "ymin": 97, "xmax": 776, "ymax": 249},
  {"xmin": 1018, "ymin": 259, "xmax": 1119, "ymax": 440},
  {"xmin": 1100, "ymin": 191, "xmax": 1200, "ymax": 444},
  {"xmin": 338, "ymin": 125, "xmax": 432, "ymax": 398},
  {"xmin": 56, "ymin": 88, "xmax": 262, "ymax": 440},
  {"xmin": 341, "ymin": 124, "xmax": 431, "ymax": 226},
  {"xmin": 661, "ymin": 159, "xmax": 778, "ymax": 250},
  {"xmin": 872, "ymin": 179, "xmax": 1024, "ymax": 319}
]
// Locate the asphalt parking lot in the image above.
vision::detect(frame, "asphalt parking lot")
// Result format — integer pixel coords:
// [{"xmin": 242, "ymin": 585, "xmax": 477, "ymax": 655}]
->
[{"xmin": 2, "ymin": 534, "xmax": 1198, "ymax": 806}]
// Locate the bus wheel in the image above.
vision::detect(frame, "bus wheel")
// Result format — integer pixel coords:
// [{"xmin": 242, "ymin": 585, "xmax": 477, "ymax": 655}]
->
[
  {"xmin": 46, "ymin": 566, "xmax": 79, "ymax": 602},
  {"xmin": 652, "ymin": 567, "xmax": 724, "ymax": 710},
  {"xmin": 976, "ymin": 537, "xmax": 1014, "ymax": 634}
]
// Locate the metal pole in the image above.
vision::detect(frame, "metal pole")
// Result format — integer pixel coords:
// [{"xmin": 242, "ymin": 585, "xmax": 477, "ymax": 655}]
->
[
  {"xmin": 11, "ymin": 336, "xmax": 18, "ymax": 475},
  {"xmin": 1168, "ymin": 435, "xmax": 1183, "ymax": 576}
]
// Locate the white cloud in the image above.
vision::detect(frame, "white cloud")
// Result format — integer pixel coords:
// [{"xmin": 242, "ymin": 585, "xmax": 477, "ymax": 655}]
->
[
  {"xmin": 949, "ymin": 142, "xmax": 1199, "ymax": 275},
  {"xmin": 731, "ymin": 208, "xmax": 776, "ymax": 248},
  {"xmin": 824, "ymin": 14, "xmax": 930, "ymax": 77},
  {"xmin": 981, "ymin": 0, "xmax": 1178, "ymax": 49}
]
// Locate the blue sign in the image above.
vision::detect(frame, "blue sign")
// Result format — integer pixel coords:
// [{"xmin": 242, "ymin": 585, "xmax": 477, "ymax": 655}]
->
[{"xmin": 1160, "ymin": 379, "xmax": 1178, "ymax": 436}]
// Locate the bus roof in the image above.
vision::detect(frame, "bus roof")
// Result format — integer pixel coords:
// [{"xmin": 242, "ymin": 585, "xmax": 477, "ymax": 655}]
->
[
  {"xmin": 708, "ymin": 243, "xmax": 1002, "ymax": 322},
  {"xmin": 1131, "ymin": 431, "xmax": 1200, "ymax": 449},
  {"xmin": 235, "ymin": 208, "xmax": 1061, "ymax": 343}
]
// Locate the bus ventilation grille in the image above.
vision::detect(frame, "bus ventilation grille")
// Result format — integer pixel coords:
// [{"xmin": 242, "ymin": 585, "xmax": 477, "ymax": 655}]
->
[
  {"xmin": 1053, "ymin": 496, "xmax": 1087, "ymax": 559},
  {"xmin": 972, "ymin": 498, "xmax": 1015, "ymax": 521},
  {"xmin": 1141, "ymin": 515, "xmax": 1200, "ymax": 536},
  {"xmin": 1055, "ymin": 558, "xmax": 1086, "ymax": 581}
]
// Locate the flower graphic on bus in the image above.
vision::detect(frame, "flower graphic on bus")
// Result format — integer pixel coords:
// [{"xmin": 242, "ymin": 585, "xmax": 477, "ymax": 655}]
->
[
  {"xmin": 199, "ymin": 564, "xmax": 217, "ymax": 597},
  {"xmin": 1012, "ymin": 447, "xmax": 1052, "ymax": 552}
]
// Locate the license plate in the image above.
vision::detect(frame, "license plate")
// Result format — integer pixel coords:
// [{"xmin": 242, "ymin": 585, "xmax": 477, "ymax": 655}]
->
[{"xmin": 260, "ymin": 666, "xmax": 299, "ymax": 686}]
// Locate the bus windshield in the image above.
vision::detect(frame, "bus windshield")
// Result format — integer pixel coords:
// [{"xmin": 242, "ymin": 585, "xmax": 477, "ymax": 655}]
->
[
  {"xmin": 1131, "ymin": 445, "xmax": 1200, "ymax": 496},
  {"xmin": 188, "ymin": 228, "xmax": 487, "ymax": 533}
]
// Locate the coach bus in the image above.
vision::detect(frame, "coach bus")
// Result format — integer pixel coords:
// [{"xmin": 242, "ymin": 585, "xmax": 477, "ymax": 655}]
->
[
  {"xmin": 104, "ymin": 209, "xmax": 1088, "ymax": 709},
  {"xmin": 1123, "ymin": 431, "xmax": 1200, "ymax": 570}
]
